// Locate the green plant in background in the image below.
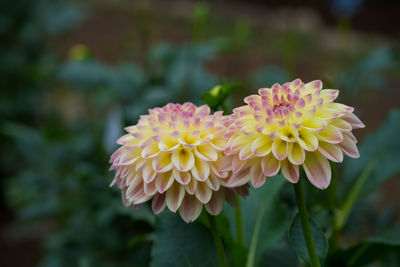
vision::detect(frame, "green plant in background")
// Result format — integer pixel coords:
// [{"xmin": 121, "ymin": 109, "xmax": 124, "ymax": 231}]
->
[{"xmin": 1, "ymin": 1, "xmax": 400, "ymax": 267}]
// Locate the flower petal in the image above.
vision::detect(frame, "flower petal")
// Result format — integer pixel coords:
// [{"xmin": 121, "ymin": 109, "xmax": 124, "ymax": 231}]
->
[
  {"xmin": 205, "ymin": 190, "xmax": 225, "ymax": 215},
  {"xmin": 302, "ymin": 117, "xmax": 327, "ymax": 132},
  {"xmin": 173, "ymin": 169, "xmax": 191, "ymax": 185},
  {"xmin": 338, "ymin": 132, "xmax": 360, "ymax": 158},
  {"xmin": 298, "ymin": 129, "xmax": 319, "ymax": 151},
  {"xmin": 143, "ymin": 161, "xmax": 157, "ymax": 183},
  {"xmin": 166, "ymin": 183, "xmax": 185, "ymax": 212},
  {"xmin": 288, "ymin": 142, "xmax": 305, "ymax": 165},
  {"xmin": 272, "ymin": 138, "xmax": 288, "ymax": 160},
  {"xmin": 226, "ymin": 168, "xmax": 251, "ymax": 187},
  {"xmin": 232, "ymin": 155, "xmax": 246, "ymax": 173},
  {"xmin": 341, "ymin": 113, "xmax": 365, "ymax": 129},
  {"xmin": 318, "ymin": 124, "xmax": 343, "ymax": 144},
  {"xmin": 318, "ymin": 142, "xmax": 343, "ymax": 162},
  {"xmin": 239, "ymin": 143, "xmax": 253, "ymax": 160},
  {"xmin": 152, "ymin": 151, "xmax": 173, "ymax": 172},
  {"xmin": 330, "ymin": 119, "xmax": 352, "ymax": 132},
  {"xmin": 141, "ymin": 141, "xmax": 160, "ymax": 158},
  {"xmin": 206, "ymin": 173, "xmax": 221, "ymax": 191},
  {"xmin": 261, "ymin": 153, "xmax": 281, "ymax": 176},
  {"xmin": 179, "ymin": 195, "xmax": 203, "ymax": 223},
  {"xmin": 230, "ymin": 135, "xmax": 252, "ymax": 151},
  {"xmin": 184, "ymin": 179, "xmax": 198, "ymax": 195},
  {"xmin": 194, "ymin": 143, "xmax": 218, "ymax": 161},
  {"xmin": 303, "ymin": 151, "xmax": 331, "ymax": 189},
  {"xmin": 151, "ymin": 193, "xmax": 166, "ymax": 214},
  {"xmin": 172, "ymin": 147, "xmax": 195, "ymax": 171},
  {"xmin": 191, "ymin": 157, "xmax": 210, "ymax": 181},
  {"xmin": 250, "ymin": 163, "xmax": 267, "ymax": 188},
  {"xmin": 281, "ymin": 159, "xmax": 299, "ymax": 183},
  {"xmin": 251, "ymin": 136, "xmax": 273, "ymax": 157},
  {"xmin": 155, "ymin": 172, "xmax": 174, "ymax": 193},
  {"xmin": 144, "ymin": 181, "xmax": 157, "ymax": 195},
  {"xmin": 158, "ymin": 134, "xmax": 179, "ymax": 151},
  {"xmin": 195, "ymin": 182, "xmax": 212, "ymax": 204}
]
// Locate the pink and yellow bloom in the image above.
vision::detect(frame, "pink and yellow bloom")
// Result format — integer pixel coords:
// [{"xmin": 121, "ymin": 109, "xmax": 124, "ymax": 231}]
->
[
  {"xmin": 223, "ymin": 79, "xmax": 365, "ymax": 189},
  {"xmin": 110, "ymin": 103, "xmax": 248, "ymax": 223}
]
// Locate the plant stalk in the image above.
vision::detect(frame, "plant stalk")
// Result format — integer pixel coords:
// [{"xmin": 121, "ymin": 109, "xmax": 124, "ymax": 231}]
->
[
  {"xmin": 293, "ymin": 181, "xmax": 321, "ymax": 267},
  {"xmin": 208, "ymin": 214, "xmax": 228, "ymax": 267},
  {"xmin": 235, "ymin": 194, "xmax": 244, "ymax": 246}
]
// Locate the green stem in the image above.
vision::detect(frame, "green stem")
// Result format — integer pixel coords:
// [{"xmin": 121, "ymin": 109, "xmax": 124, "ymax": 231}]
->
[
  {"xmin": 208, "ymin": 214, "xmax": 228, "ymax": 267},
  {"xmin": 328, "ymin": 163, "xmax": 339, "ymax": 251},
  {"xmin": 293, "ymin": 181, "xmax": 321, "ymax": 267},
  {"xmin": 333, "ymin": 156, "xmax": 380, "ymax": 233},
  {"xmin": 235, "ymin": 194, "xmax": 244, "ymax": 246},
  {"xmin": 246, "ymin": 200, "xmax": 267, "ymax": 267}
]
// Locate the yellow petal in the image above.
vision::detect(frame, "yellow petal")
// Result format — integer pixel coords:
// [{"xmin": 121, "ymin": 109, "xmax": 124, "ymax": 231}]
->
[
  {"xmin": 152, "ymin": 151, "xmax": 173, "ymax": 172},
  {"xmin": 298, "ymin": 129, "xmax": 318, "ymax": 151},
  {"xmin": 158, "ymin": 134, "xmax": 179, "ymax": 151},
  {"xmin": 251, "ymin": 136, "xmax": 273, "ymax": 156},
  {"xmin": 239, "ymin": 143, "xmax": 253, "ymax": 160},
  {"xmin": 318, "ymin": 124, "xmax": 343, "ymax": 144},
  {"xmin": 191, "ymin": 157, "xmax": 210, "ymax": 181},
  {"xmin": 230, "ymin": 135, "xmax": 252, "ymax": 152},
  {"xmin": 302, "ymin": 117, "xmax": 327, "ymax": 132},
  {"xmin": 194, "ymin": 143, "xmax": 218, "ymax": 161},
  {"xmin": 288, "ymin": 142, "xmax": 305, "ymax": 165},
  {"xmin": 330, "ymin": 119, "xmax": 352, "ymax": 132},
  {"xmin": 272, "ymin": 138, "xmax": 288, "ymax": 160},
  {"xmin": 141, "ymin": 141, "xmax": 160, "ymax": 158},
  {"xmin": 172, "ymin": 147, "xmax": 195, "ymax": 171},
  {"xmin": 278, "ymin": 126, "xmax": 299, "ymax": 143}
]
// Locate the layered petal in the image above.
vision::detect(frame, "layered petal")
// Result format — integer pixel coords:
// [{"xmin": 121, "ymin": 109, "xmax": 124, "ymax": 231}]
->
[{"xmin": 303, "ymin": 151, "xmax": 331, "ymax": 189}]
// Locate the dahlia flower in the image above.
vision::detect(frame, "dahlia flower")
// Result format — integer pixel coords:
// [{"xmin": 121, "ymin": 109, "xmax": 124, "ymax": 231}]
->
[
  {"xmin": 109, "ymin": 103, "xmax": 248, "ymax": 223},
  {"xmin": 223, "ymin": 79, "xmax": 365, "ymax": 189}
]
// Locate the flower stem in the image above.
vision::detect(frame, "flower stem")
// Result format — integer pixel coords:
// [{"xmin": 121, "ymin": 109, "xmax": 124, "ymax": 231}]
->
[
  {"xmin": 235, "ymin": 194, "xmax": 244, "ymax": 246},
  {"xmin": 208, "ymin": 214, "xmax": 228, "ymax": 267},
  {"xmin": 293, "ymin": 181, "xmax": 321, "ymax": 267}
]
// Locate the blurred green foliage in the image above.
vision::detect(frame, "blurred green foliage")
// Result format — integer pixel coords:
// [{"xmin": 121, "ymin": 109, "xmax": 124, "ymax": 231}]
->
[{"xmin": 1, "ymin": 1, "xmax": 400, "ymax": 267}]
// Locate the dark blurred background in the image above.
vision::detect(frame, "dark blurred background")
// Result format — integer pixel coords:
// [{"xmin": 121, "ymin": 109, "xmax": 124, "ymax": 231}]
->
[{"xmin": 1, "ymin": 0, "xmax": 399, "ymax": 266}]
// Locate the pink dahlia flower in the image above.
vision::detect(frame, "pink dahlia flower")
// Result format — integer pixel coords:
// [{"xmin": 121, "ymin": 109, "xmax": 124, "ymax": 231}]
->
[
  {"xmin": 223, "ymin": 79, "xmax": 365, "ymax": 189},
  {"xmin": 110, "ymin": 103, "xmax": 248, "ymax": 223}
]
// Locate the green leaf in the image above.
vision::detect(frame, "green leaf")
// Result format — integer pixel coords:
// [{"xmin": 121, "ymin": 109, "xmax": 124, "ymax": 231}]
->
[
  {"xmin": 342, "ymin": 109, "xmax": 400, "ymax": 200},
  {"xmin": 151, "ymin": 213, "xmax": 219, "ymax": 267},
  {"xmin": 201, "ymin": 82, "xmax": 242, "ymax": 113},
  {"xmin": 288, "ymin": 213, "xmax": 328, "ymax": 265},
  {"xmin": 328, "ymin": 231, "xmax": 400, "ymax": 266},
  {"xmin": 224, "ymin": 175, "xmax": 288, "ymax": 267}
]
